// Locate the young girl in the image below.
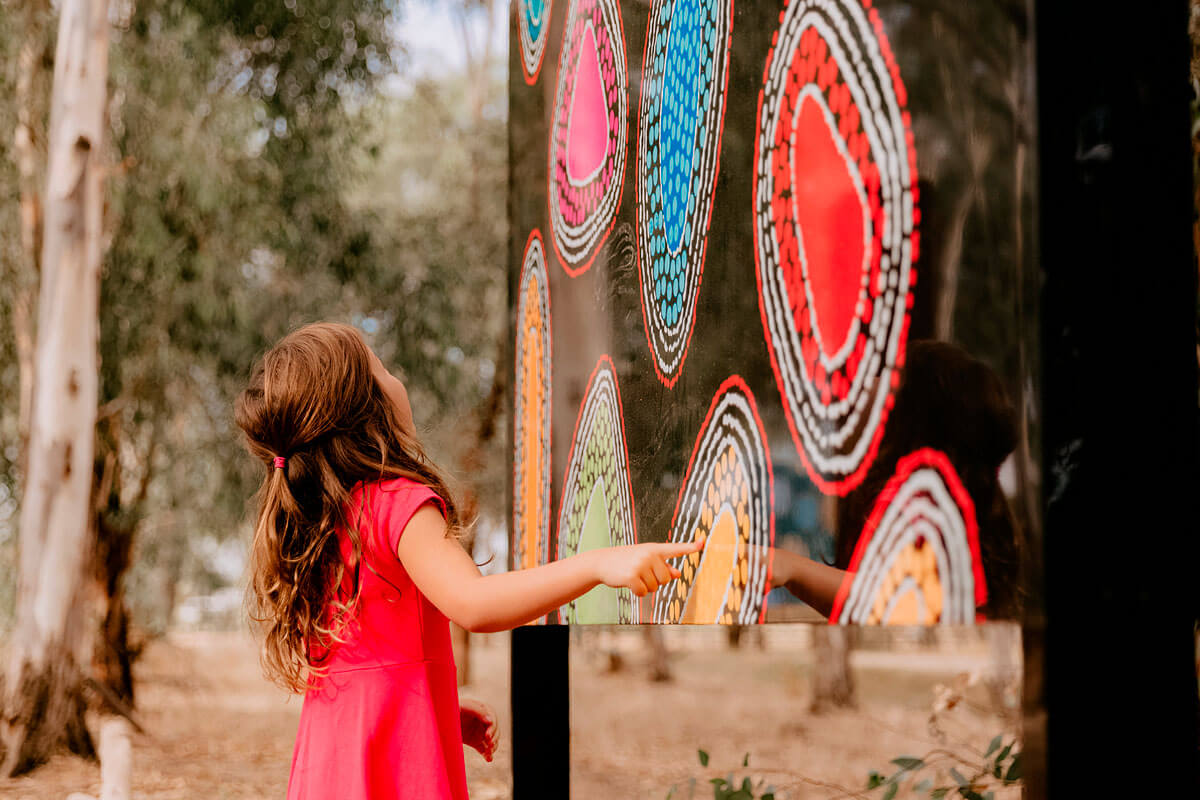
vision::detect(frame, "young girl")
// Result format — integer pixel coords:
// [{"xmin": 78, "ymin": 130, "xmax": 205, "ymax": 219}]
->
[{"xmin": 235, "ymin": 322, "xmax": 699, "ymax": 800}]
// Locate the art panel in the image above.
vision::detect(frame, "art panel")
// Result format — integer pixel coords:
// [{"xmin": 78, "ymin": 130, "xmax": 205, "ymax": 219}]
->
[
  {"xmin": 754, "ymin": 0, "xmax": 919, "ymax": 496},
  {"xmin": 513, "ymin": 231, "xmax": 553, "ymax": 574},
  {"xmin": 653, "ymin": 377, "xmax": 774, "ymax": 624},
  {"xmin": 510, "ymin": 0, "xmax": 1039, "ymax": 628},
  {"xmin": 548, "ymin": 0, "xmax": 628, "ymax": 275},
  {"xmin": 635, "ymin": 0, "xmax": 733, "ymax": 386},
  {"xmin": 556, "ymin": 356, "xmax": 639, "ymax": 623},
  {"xmin": 831, "ymin": 448, "xmax": 986, "ymax": 625},
  {"xmin": 518, "ymin": 0, "xmax": 553, "ymax": 84}
]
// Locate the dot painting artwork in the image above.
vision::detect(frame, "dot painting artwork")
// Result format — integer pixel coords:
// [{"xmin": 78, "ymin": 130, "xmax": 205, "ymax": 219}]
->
[
  {"xmin": 548, "ymin": 0, "xmax": 628, "ymax": 275},
  {"xmin": 511, "ymin": 1, "xmax": 1040, "ymax": 632},
  {"xmin": 556, "ymin": 356, "xmax": 639, "ymax": 623},
  {"xmin": 518, "ymin": 0, "xmax": 552, "ymax": 84},
  {"xmin": 653, "ymin": 377, "xmax": 774, "ymax": 625},
  {"xmin": 635, "ymin": 0, "xmax": 732, "ymax": 386},
  {"xmin": 513, "ymin": 231, "xmax": 552, "ymax": 574},
  {"xmin": 831, "ymin": 449, "xmax": 986, "ymax": 625},
  {"xmin": 754, "ymin": 0, "xmax": 920, "ymax": 495}
]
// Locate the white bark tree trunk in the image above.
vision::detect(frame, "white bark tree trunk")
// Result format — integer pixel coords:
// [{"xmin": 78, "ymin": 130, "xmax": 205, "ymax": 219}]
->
[
  {"xmin": 1, "ymin": 0, "xmax": 110, "ymax": 776},
  {"xmin": 984, "ymin": 622, "xmax": 1022, "ymax": 723},
  {"xmin": 12, "ymin": 0, "xmax": 51, "ymax": 476},
  {"xmin": 97, "ymin": 716, "xmax": 132, "ymax": 800},
  {"xmin": 64, "ymin": 717, "xmax": 132, "ymax": 800},
  {"xmin": 810, "ymin": 625, "xmax": 856, "ymax": 713}
]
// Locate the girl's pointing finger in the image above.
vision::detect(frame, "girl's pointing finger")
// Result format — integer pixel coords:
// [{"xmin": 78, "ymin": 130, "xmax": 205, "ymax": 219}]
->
[{"xmin": 658, "ymin": 538, "xmax": 705, "ymax": 560}]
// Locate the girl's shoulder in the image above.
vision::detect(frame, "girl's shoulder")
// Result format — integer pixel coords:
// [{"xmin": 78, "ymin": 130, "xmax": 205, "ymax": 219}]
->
[
  {"xmin": 352, "ymin": 476, "xmax": 447, "ymax": 548},
  {"xmin": 356, "ymin": 475, "xmax": 443, "ymax": 504}
]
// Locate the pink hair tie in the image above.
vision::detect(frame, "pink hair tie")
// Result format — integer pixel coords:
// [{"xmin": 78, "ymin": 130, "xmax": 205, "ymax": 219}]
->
[{"xmin": 273, "ymin": 456, "xmax": 286, "ymax": 470}]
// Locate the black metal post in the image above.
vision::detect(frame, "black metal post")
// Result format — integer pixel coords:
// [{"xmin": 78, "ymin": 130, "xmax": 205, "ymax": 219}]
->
[
  {"xmin": 1036, "ymin": 1, "xmax": 1200, "ymax": 795},
  {"xmin": 511, "ymin": 625, "xmax": 570, "ymax": 799}
]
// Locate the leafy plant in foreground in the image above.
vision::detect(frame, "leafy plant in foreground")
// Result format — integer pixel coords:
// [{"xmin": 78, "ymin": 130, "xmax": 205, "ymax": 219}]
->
[
  {"xmin": 864, "ymin": 735, "xmax": 1022, "ymax": 800},
  {"xmin": 666, "ymin": 750, "xmax": 777, "ymax": 800}
]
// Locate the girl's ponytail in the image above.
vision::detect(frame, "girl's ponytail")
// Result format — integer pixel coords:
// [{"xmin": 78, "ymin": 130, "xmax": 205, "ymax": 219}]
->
[{"xmin": 247, "ymin": 452, "xmax": 337, "ymax": 691}]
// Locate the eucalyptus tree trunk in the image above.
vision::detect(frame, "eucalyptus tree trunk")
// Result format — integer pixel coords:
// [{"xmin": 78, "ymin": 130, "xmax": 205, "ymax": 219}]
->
[
  {"xmin": 453, "ymin": 361, "xmax": 507, "ymax": 685},
  {"xmin": 9, "ymin": 0, "xmax": 51, "ymax": 478},
  {"xmin": 809, "ymin": 626, "xmax": 856, "ymax": 713},
  {"xmin": 643, "ymin": 626, "xmax": 671, "ymax": 682},
  {"xmin": 1, "ymin": 0, "xmax": 110, "ymax": 776}
]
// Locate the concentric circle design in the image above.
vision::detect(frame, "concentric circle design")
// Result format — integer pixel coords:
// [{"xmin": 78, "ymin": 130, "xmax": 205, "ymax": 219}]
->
[
  {"xmin": 652, "ymin": 376, "xmax": 774, "ymax": 625},
  {"xmin": 754, "ymin": 0, "xmax": 920, "ymax": 495},
  {"xmin": 513, "ymin": 231, "xmax": 552, "ymax": 574},
  {"xmin": 831, "ymin": 449, "xmax": 986, "ymax": 625},
  {"xmin": 635, "ymin": 0, "xmax": 733, "ymax": 385},
  {"xmin": 548, "ymin": 0, "xmax": 628, "ymax": 275},
  {"xmin": 518, "ymin": 0, "xmax": 553, "ymax": 84},
  {"xmin": 556, "ymin": 356, "xmax": 639, "ymax": 623}
]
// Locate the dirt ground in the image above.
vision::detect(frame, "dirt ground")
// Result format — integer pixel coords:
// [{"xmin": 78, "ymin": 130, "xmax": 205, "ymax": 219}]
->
[
  {"xmin": 568, "ymin": 626, "xmax": 1021, "ymax": 800},
  {"xmin": 0, "ymin": 627, "xmax": 1021, "ymax": 800}
]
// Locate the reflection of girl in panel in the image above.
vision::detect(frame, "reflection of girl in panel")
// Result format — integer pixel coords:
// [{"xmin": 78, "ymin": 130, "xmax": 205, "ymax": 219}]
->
[{"xmin": 770, "ymin": 341, "xmax": 1022, "ymax": 622}]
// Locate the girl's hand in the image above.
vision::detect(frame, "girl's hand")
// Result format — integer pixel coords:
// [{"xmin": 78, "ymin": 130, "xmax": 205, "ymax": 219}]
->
[
  {"xmin": 768, "ymin": 546, "xmax": 800, "ymax": 588},
  {"xmin": 460, "ymin": 697, "xmax": 499, "ymax": 762},
  {"xmin": 765, "ymin": 547, "xmax": 849, "ymax": 618},
  {"xmin": 591, "ymin": 539, "xmax": 705, "ymax": 597}
]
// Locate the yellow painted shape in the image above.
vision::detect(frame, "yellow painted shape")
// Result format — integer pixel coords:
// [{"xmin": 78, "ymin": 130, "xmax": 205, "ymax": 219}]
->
[
  {"xmin": 681, "ymin": 505, "xmax": 738, "ymax": 623},
  {"xmin": 884, "ymin": 585, "xmax": 922, "ymax": 624},
  {"xmin": 868, "ymin": 538, "xmax": 944, "ymax": 625}
]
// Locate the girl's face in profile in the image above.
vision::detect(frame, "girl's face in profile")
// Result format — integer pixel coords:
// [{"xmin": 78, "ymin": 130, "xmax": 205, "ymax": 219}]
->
[{"xmin": 368, "ymin": 348, "xmax": 415, "ymax": 435}]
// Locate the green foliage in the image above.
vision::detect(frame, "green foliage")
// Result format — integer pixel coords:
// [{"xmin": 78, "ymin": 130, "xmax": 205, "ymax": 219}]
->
[
  {"xmin": 0, "ymin": 0, "xmax": 507, "ymax": 631},
  {"xmin": 98, "ymin": 0, "xmax": 414, "ymax": 628},
  {"xmin": 863, "ymin": 736, "xmax": 1022, "ymax": 800},
  {"xmin": 666, "ymin": 750, "xmax": 775, "ymax": 800}
]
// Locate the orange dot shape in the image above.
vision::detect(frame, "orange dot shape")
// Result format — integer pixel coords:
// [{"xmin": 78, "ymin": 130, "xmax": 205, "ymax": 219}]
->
[
  {"xmin": 681, "ymin": 505, "xmax": 739, "ymax": 624},
  {"xmin": 518, "ymin": 278, "xmax": 548, "ymax": 570},
  {"xmin": 867, "ymin": 540, "xmax": 944, "ymax": 625}
]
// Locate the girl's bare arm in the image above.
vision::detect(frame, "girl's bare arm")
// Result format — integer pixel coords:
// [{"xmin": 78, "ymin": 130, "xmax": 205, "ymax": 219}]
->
[
  {"xmin": 396, "ymin": 504, "xmax": 703, "ymax": 632},
  {"xmin": 769, "ymin": 548, "xmax": 849, "ymax": 619}
]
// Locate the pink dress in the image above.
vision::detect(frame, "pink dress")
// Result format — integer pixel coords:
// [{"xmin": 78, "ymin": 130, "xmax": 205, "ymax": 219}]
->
[{"xmin": 287, "ymin": 477, "xmax": 468, "ymax": 800}]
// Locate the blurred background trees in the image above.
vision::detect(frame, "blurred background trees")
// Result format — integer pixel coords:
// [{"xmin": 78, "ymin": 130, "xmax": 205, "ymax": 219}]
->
[{"xmin": 0, "ymin": 0, "xmax": 507, "ymax": 773}]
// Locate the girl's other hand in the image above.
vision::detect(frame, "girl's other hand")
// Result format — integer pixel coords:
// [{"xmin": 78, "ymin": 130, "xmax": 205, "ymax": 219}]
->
[
  {"xmin": 764, "ymin": 547, "xmax": 849, "ymax": 619},
  {"xmin": 767, "ymin": 546, "xmax": 799, "ymax": 588},
  {"xmin": 591, "ymin": 539, "xmax": 705, "ymax": 597},
  {"xmin": 460, "ymin": 697, "xmax": 499, "ymax": 762}
]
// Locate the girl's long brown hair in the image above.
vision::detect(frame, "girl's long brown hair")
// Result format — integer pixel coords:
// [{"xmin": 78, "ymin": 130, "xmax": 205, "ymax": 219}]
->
[{"xmin": 235, "ymin": 322, "xmax": 462, "ymax": 692}]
